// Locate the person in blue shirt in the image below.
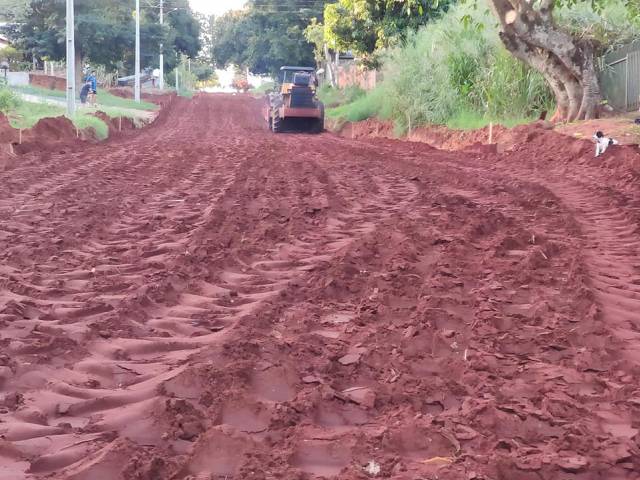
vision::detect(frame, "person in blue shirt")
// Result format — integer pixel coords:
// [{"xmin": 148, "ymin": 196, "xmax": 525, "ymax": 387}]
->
[{"xmin": 85, "ymin": 70, "xmax": 97, "ymax": 106}]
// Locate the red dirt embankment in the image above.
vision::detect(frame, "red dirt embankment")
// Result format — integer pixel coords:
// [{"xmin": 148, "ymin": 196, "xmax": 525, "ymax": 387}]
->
[
  {"xmin": 109, "ymin": 87, "xmax": 178, "ymax": 109},
  {"xmin": 29, "ymin": 74, "xmax": 67, "ymax": 92},
  {"xmin": 335, "ymin": 116, "xmax": 640, "ymax": 153},
  {"xmin": 1, "ymin": 95, "xmax": 640, "ymax": 479},
  {"xmin": 0, "ymin": 111, "xmax": 144, "ymax": 161}
]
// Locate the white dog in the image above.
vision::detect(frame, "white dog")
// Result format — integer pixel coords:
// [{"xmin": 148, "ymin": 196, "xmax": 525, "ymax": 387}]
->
[{"xmin": 593, "ymin": 131, "xmax": 618, "ymax": 157}]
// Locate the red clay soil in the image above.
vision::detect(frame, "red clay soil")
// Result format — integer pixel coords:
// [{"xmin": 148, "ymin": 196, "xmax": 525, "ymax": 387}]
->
[
  {"xmin": 92, "ymin": 111, "xmax": 137, "ymax": 137},
  {"xmin": 108, "ymin": 87, "xmax": 178, "ymax": 108},
  {"xmin": 29, "ymin": 74, "xmax": 67, "ymax": 92},
  {"xmin": 335, "ymin": 118, "xmax": 570, "ymax": 152},
  {"xmin": 2, "ymin": 113, "xmax": 141, "ymax": 159},
  {"xmin": 1, "ymin": 95, "xmax": 640, "ymax": 480},
  {"xmin": 11, "ymin": 116, "xmax": 85, "ymax": 156},
  {"xmin": 0, "ymin": 113, "xmax": 18, "ymax": 144}
]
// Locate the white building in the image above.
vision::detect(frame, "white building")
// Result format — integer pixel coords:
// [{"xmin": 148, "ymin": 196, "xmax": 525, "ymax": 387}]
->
[{"xmin": 0, "ymin": 35, "xmax": 10, "ymax": 49}]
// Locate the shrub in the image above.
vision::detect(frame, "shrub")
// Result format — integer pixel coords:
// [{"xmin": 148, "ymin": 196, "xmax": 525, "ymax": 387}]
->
[
  {"xmin": 0, "ymin": 86, "xmax": 21, "ymax": 114},
  {"xmin": 328, "ymin": 0, "xmax": 555, "ymax": 131},
  {"xmin": 318, "ymin": 84, "xmax": 366, "ymax": 108}
]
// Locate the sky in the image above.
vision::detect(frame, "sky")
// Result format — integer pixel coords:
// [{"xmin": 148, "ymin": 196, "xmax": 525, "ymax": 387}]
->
[{"xmin": 189, "ymin": 0, "xmax": 247, "ymax": 16}]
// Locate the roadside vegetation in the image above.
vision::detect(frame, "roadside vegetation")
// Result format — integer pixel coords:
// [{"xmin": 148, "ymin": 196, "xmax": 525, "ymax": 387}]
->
[
  {"xmin": 252, "ymin": 81, "xmax": 276, "ymax": 95},
  {"xmin": 4, "ymin": 95, "xmax": 109, "ymax": 139},
  {"xmin": 318, "ymin": 85, "xmax": 366, "ymax": 108},
  {"xmin": 11, "ymin": 85, "xmax": 158, "ymax": 111},
  {"xmin": 322, "ymin": 0, "xmax": 639, "ymax": 132},
  {"xmin": 324, "ymin": 2, "xmax": 553, "ymax": 132},
  {"xmin": 1, "ymin": 84, "xmax": 149, "ymax": 140}
]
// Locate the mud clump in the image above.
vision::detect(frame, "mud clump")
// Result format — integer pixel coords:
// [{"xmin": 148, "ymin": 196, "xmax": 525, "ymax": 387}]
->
[
  {"xmin": 93, "ymin": 111, "xmax": 137, "ymax": 136},
  {"xmin": 13, "ymin": 116, "xmax": 80, "ymax": 155}
]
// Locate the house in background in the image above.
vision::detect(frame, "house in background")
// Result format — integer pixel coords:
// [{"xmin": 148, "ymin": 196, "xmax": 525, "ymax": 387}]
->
[{"xmin": 601, "ymin": 39, "xmax": 640, "ymax": 112}]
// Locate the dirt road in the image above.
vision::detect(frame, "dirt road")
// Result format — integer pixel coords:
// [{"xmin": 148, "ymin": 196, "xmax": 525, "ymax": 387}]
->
[{"xmin": 1, "ymin": 94, "xmax": 639, "ymax": 479}]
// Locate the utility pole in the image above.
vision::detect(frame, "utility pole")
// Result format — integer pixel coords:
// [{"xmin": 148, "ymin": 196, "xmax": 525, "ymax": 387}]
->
[
  {"xmin": 175, "ymin": 55, "xmax": 179, "ymax": 93},
  {"xmin": 159, "ymin": 0, "xmax": 164, "ymax": 90},
  {"xmin": 66, "ymin": 0, "xmax": 76, "ymax": 115},
  {"xmin": 134, "ymin": 0, "xmax": 141, "ymax": 103}
]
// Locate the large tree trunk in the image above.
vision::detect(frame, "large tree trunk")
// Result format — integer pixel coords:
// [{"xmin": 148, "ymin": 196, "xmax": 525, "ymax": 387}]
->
[
  {"xmin": 323, "ymin": 43, "xmax": 337, "ymax": 88},
  {"xmin": 489, "ymin": 0, "xmax": 601, "ymax": 122},
  {"xmin": 74, "ymin": 46, "xmax": 84, "ymax": 93}
]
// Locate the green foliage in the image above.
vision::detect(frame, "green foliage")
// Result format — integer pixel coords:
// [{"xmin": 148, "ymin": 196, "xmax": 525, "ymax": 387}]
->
[
  {"xmin": 71, "ymin": 113, "xmax": 109, "ymax": 140},
  {"xmin": 324, "ymin": 0, "xmax": 451, "ymax": 66},
  {"xmin": 0, "ymin": 85, "xmax": 21, "ymax": 114},
  {"xmin": 11, "ymin": 84, "xmax": 157, "ymax": 111},
  {"xmin": 95, "ymin": 91, "xmax": 157, "ymax": 111},
  {"xmin": 191, "ymin": 61, "xmax": 215, "ymax": 82},
  {"xmin": 166, "ymin": 1, "xmax": 202, "ymax": 59},
  {"xmin": 303, "ymin": 17, "xmax": 325, "ymax": 65},
  {"xmin": 95, "ymin": 106, "xmax": 148, "ymax": 125},
  {"xmin": 0, "ymin": 46, "xmax": 21, "ymax": 61},
  {"xmin": 445, "ymin": 109, "xmax": 534, "ymax": 130},
  {"xmin": 13, "ymin": 0, "xmax": 200, "ymax": 74},
  {"xmin": 327, "ymin": 1, "xmax": 554, "ymax": 131},
  {"xmin": 0, "ymin": 0, "xmax": 29, "ymax": 22},
  {"xmin": 555, "ymin": 0, "xmax": 640, "ymax": 53},
  {"xmin": 210, "ymin": 0, "xmax": 324, "ymax": 77},
  {"xmin": 0, "ymin": 45, "xmax": 24, "ymax": 70},
  {"xmin": 252, "ymin": 81, "xmax": 276, "ymax": 94},
  {"xmin": 166, "ymin": 55, "xmax": 197, "ymax": 96},
  {"xmin": 318, "ymin": 85, "xmax": 366, "ymax": 107},
  {"xmin": 11, "ymin": 84, "xmax": 66, "ymax": 98},
  {"xmin": 6, "ymin": 99, "xmax": 139, "ymax": 139},
  {"xmin": 326, "ymin": 86, "xmax": 391, "ymax": 121},
  {"xmin": 8, "ymin": 100, "xmax": 64, "ymax": 129}
]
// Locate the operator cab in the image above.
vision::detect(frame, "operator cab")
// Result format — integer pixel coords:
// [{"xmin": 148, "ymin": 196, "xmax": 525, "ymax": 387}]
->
[{"xmin": 279, "ymin": 66, "xmax": 318, "ymax": 92}]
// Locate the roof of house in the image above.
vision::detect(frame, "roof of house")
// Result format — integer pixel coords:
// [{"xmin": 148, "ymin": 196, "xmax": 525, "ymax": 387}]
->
[{"xmin": 280, "ymin": 66, "xmax": 315, "ymax": 72}]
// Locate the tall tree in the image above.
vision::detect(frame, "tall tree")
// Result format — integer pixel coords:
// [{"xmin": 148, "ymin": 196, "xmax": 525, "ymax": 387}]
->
[
  {"xmin": 14, "ymin": 0, "xmax": 200, "ymax": 83},
  {"xmin": 0, "ymin": 0, "xmax": 29, "ymax": 22},
  {"xmin": 488, "ymin": 0, "xmax": 639, "ymax": 121},
  {"xmin": 323, "ymin": 0, "xmax": 450, "ymax": 66},
  {"xmin": 164, "ymin": 0, "xmax": 201, "ymax": 59},
  {"xmin": 210, "ymin": 0, "xmax": 326, "ymax": 77}
]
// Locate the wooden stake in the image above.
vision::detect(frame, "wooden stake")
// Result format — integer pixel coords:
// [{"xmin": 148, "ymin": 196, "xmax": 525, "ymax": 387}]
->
[
  {"xmin": 489, "ymin": 122, "xmax": 493, "ymax": 144},
  {"xmin": 19, "ymin": 129, "xmax": 22, "ymax": 145},
  {"xmin": 119, "ymin": 117, "xmax": 122, "ymax": 132}
]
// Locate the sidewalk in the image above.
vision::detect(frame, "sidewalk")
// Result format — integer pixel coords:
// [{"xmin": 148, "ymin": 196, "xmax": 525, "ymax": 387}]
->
[{"xmin": 15, "ymin": 91, "xmax": 156, "ymax": 122}]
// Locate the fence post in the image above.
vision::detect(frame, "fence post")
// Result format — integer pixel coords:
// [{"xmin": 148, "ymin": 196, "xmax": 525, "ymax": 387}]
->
[{"xmin": 625, "ymin": 55, "xmax": 629, "ymax": 110}]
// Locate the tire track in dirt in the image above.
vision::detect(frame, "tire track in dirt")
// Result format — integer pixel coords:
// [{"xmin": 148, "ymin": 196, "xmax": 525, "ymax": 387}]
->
[
  {"xmin": 0, "ymin": 95, "xmax": 424, "ymax": 479},
  {"xmin": 299, "ymin": 134, "xmax": 640, "ymax": 478},
  {"xmin": 511, "ymin": 170, "xmax": 640, "ymax": 361},
  {"xmin": 2, "ymin": 95, "xmax": 639, "ymax": 479}
]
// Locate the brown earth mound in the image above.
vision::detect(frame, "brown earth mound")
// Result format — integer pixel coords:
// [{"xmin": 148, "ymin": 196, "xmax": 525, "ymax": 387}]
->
[
  {"xmin": 108, "ymin": 87, "xmax": 178, "ymax": 108},
  {"xmin": 108, "ymin": 87, "xmax": 132, "ymax": 99},
  {"xmin": 336, "ymin": 118, "xmax": 563, "ymax": 152},
  {"xmin": 29, "ymin": 73, "xmax": 67, "ymax": 92},
  {"xmin": 29, "ymin": 116, "xmax": 77, "ymax": 141},
  {"xmin": 93, "ymin": 111, "xmax": 137, "ymax": 136},
  {"xmin": 14, "ymin": 116, "xmax": 80, "ymax": 155}
]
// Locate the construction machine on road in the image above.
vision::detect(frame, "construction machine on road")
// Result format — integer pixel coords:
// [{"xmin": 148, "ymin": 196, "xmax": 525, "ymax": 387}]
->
[{"xmin": 264, "ymin": 66, "xmax": 324, "ymax": 133}]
